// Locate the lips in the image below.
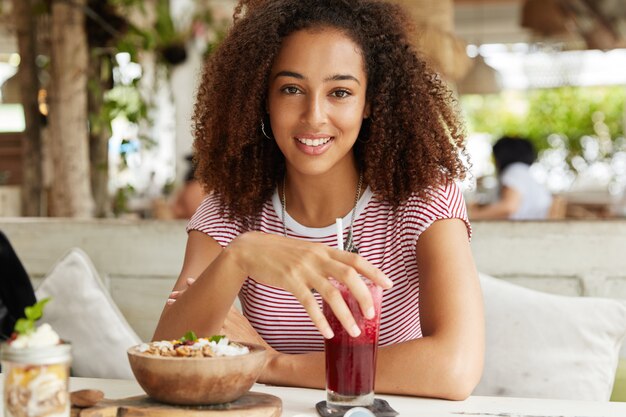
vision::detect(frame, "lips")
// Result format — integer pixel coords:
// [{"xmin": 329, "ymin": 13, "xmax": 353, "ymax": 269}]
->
[
  {"xmin": 294, "ymin": 135, "xmax": 334, "ymax": 155},
  {"xmin": 295, "ymin": 136, "xmax": 332, "ymax": 147}
]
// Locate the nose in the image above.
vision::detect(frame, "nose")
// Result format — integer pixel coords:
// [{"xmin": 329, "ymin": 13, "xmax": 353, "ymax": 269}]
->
[{"xmin": 301, "ymin": 93, "xmax": 327, "ymax": 126}]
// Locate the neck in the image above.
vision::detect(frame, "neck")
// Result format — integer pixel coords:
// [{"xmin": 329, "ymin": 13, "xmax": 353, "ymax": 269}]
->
[{"xmin": 283, "ymin": 167, "xmax": 362, "ymax": 228}]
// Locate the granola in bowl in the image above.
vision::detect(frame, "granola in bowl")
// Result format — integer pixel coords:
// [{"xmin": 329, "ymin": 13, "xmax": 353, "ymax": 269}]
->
[{"xmin": 137, "ymin": 334, "xmax": 250, "ymax": 358}]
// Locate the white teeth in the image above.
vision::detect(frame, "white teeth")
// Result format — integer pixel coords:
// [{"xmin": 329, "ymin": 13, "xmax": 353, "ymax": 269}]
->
[{"xmin": 296, "ymin": 137, "xmax": 331, "ymax": 147}]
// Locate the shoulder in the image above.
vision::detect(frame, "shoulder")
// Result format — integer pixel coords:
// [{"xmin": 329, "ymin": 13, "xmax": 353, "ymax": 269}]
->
[
  {"xmin": 405, "ymin": 181, "xmax": 467, "ymax": 217},
  {"xmin": 399, "ymin": 181, "xmax": 471, "ymax": 240},
  {"xmin": 186, "ymin": 193, "xmax": 244, "ymax": 246}
]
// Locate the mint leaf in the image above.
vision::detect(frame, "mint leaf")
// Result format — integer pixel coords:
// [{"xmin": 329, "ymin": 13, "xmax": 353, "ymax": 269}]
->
[
  {"xmin": 14, "ymin": 318, "xmax": 34, "ymax": 335},
  {"xmin": 209, "ymin": 335, "xmax": 225, "ymax": 343},
  {"xmin": 14, "ymin": 298, "xmax": 51, "ymax": 335},
  {"xmin": 180, "ymin": 331, "xmax": 197, "ymax": 343},
  {"xmin": 25, "ymin": 298, "xmax": 50, "ymax": 321}
]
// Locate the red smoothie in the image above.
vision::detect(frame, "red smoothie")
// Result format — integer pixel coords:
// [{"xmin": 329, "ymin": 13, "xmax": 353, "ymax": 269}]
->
[{"xmin": 323, "ymin": 281, "xmax": 382, "ymax": 405}]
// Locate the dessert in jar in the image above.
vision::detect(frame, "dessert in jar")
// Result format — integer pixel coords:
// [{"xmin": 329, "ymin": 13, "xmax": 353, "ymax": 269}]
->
[{"xmin": 1, "ymin": 300, "xmax": 71, "ymax": 417}]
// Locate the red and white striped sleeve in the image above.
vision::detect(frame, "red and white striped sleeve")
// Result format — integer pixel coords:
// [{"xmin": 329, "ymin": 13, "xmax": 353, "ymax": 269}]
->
[
  {"xmin": 403, "ymin": 181, "xmax": 472, "ymax": 243},
  {"xmin": 186, "ymin": 194, "xmax": 242, "ymax": 247}
]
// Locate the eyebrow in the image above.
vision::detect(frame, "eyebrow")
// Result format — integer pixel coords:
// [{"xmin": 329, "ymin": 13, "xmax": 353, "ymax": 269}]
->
[{"xmin": 274, "ymin": 71, "xmax": 361, "ymax": 85}]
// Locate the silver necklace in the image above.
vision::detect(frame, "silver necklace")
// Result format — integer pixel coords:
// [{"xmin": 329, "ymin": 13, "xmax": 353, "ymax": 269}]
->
[{"xmin": 281, "ymin": 172, "xmax": 363, "ymax": 253}]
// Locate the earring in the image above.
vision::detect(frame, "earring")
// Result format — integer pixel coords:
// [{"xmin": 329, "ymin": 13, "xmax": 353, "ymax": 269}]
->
[{"xmin": 261, "ymin": 120, "xmax": 273, "ymax": 140}]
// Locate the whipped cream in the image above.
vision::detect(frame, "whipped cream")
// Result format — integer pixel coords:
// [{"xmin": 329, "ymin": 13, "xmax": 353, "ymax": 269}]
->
[{"xmin": 11, "ymin": 323, "xmax": 61, "ymax": 348}]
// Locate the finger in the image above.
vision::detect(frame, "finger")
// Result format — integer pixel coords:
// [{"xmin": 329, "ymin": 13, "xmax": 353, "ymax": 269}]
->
[
  {"xmin": 333, "ymin": 250, "xmax": 392, "ymax": 289},
  {"xmin": 168, "ymin": 290, "xmax": 181, "ymax": 299},
  {"xmin": 342, "ymin": 272, "xmax": 377, "ymax": 320},
  {"xmin": 323, "ymin": 262, "xmax": 374, "ymax": 319},
  {"xmin": 314, "ymin": 279, "xmax": 361, "ymax": 338},
  {"xmin": 292, "ymin": 285, "xmax": 336, "ymax": 339}
]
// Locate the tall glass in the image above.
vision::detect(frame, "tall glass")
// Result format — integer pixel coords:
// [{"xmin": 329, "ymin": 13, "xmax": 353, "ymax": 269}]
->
[
  {"xmin": 1, "ymin": 343, "xmax": 72, "ymax": 417},
  {"xmin": 323, "ymin": 280, "xmax": 382, "ymax": 407}
]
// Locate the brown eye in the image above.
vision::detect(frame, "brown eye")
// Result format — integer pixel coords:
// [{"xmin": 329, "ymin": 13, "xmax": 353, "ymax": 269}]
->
[
  {"xmin": 282, "ymin": 86, "xmax": 301, "ymax": 95},
  {"xmin": 332, "ymin": 89, "xmax": 351, "ymax": 98}
]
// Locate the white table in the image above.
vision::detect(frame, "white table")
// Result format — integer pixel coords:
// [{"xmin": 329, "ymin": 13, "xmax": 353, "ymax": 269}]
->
[
  {"xmin": 69, "ymin": 377, "xmax": 626, "ymax": 417},
  {"xmin": 2, "ymin": 376, "xmax": 625, "ymax": 416}
]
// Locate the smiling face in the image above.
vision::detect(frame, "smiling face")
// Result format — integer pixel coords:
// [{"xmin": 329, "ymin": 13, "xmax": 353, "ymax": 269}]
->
[{"xmin": 267, "ymin": 27, "xmax": 370, "ymax": 179}]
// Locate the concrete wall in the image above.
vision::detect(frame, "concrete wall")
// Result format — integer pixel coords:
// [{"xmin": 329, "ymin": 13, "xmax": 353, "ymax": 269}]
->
[
  {"xmin": 2, "ymin": 219, "xmax": 626, "ymax": 342},
  {"xmin": 471, "ymin": 221, "xmax": 626, "ymax": 299}
]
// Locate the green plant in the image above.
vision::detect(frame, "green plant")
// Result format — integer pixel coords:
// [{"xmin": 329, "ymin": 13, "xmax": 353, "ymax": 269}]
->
[
  {"xmin": 88, "ymin": 0, "xmax": 227, "ymax": 217},
  {"xmin": 462, "ymin": 86, "xmax": 626, "ymax": 157},
  {"xmin": 112, "ymin": 184, "xmax": 136, "ymax": 216}
]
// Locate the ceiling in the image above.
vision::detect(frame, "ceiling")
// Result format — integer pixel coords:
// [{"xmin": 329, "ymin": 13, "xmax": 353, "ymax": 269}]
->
[
  {"xmin": 454, "ymin": 0, "xmax": 626, "ymax": 50},
  {"xmin": 1, "ymin": 1, "xmax": 625, "ymax": 56},
  {"xmin": 454, "ymin": 0, "xmax": 530, "ymax": 45}
]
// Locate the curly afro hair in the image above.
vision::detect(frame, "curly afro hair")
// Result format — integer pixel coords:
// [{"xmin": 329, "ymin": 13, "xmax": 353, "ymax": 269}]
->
[{"xmin": 193, "ymin": 0, "xmax": 468, "ymax": 223}]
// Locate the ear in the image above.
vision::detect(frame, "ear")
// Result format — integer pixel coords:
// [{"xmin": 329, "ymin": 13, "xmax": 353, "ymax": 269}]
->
[{"xmin": 363, "ymin": 101, "xmax": 371, "ymax": 119}]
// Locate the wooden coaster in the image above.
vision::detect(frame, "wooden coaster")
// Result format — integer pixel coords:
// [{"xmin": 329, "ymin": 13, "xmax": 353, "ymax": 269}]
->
[{"xmin": 72, "ymin": 391, "xmax": 282, "ymax": 417}]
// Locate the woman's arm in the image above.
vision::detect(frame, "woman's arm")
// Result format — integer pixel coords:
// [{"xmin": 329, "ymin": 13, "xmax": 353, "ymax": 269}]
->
[
  {"xmin": 153, "ymin": 230, "xmax": 392, "ymax": 342},
  {"xmin": 260, "ymin": 218, "xmax": 484, "ymax": 400},
  {"xmin": 152, "ymin": 231, "xmax": 244, "ymax": 340},
  {"xmin": 468, "ymin": 186, "xmax": 521, "ymax": 220}
]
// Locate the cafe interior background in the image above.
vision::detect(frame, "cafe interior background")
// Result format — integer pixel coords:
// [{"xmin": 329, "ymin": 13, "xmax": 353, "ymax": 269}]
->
[{"xmin": 0, "ymin": 0, "xmax": 625, "ymax": 219}]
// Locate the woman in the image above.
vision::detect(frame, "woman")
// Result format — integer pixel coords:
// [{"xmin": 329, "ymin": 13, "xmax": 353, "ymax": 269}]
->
[{"xmin": 154, "ymin": 0, "xmax": 484, "ymax": 400}]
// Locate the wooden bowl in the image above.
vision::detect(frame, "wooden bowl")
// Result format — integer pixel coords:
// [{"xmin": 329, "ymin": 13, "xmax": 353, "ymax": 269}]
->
[{"xmin": 127, "ymin": 342, "xmax": 266, "ymax": 405}]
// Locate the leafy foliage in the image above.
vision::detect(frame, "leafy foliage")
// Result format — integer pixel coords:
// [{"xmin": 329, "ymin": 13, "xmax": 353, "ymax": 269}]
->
[
  {"xmin": 91, "ymin": 0, "xmax": 227, "ymax": 215},
  {"xmin": 461, "ymin": 87, "xmax": 626, "ymax": 156}
]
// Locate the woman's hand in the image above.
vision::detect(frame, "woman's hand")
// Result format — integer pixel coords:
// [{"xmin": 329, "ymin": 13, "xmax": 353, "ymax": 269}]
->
[
  {"xmin": 228, "ymin": 231, "xmax": 393, "ymax": 340},
  {"xmin": 166, "ymin": 277, "xmax": 196, "ymax": 305},
  {"xmin": 164, "ymin": 231, "xmax": 392, "ymax": 341},
  {"xmin": 221, "ymin": 306, "xmax": 281, "ymax": 383},
  {"xmin": 167, "ymin": 282, "xmax": 280, "ymax": 381},
  {"xmin": 220, "ymin": 307, "xmax": 271, "ymax": 348}
]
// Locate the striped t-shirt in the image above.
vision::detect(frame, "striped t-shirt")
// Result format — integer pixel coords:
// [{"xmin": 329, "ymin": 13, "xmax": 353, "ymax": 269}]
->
[{"xmin": 187, "ymin": 182, "xmax": 470, "ymax": 354}]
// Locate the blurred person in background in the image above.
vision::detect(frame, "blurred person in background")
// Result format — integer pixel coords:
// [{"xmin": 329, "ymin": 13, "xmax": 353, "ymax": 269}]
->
[
  {"xmin": 170, "ymin": 154, "xmax": 206, "ymax": 219},
  {"xmin": 468, "ymin": 136, "xmax": 552, "ymax": 220}
]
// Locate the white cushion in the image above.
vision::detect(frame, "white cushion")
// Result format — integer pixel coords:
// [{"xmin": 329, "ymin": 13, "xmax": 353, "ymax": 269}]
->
[
  {"xmin": 476, "ymin": 273, "xmax": 626, "ymax": 401},
  {"xmin": 35, "ymin": 248, "xmax": 141, "ymax": 379}
]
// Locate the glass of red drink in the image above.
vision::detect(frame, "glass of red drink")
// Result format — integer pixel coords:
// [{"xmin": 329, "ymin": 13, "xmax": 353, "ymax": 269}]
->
[{"xmin": 323, "ymin": 279, "xmax": 382, "ymax": 407}]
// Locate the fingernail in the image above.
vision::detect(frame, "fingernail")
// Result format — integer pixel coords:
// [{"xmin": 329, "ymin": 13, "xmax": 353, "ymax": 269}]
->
[
  {"xmin": 350, "ymin": 324, "xmax": 361, "ymax": 337},
  {"xmin": 323, "ymin": 327, "xmax": 334, "ymax": 339},
  {"xmin": 166, "ymin": 299, "xmax": 175, "ymax": 305},
  {"xmin": 383, "ymin": 277, "xmax": 393, "ymax": 288},
  {"xmin": 365, "ymin": 307, "xmax": 375, "ymax": 319}
]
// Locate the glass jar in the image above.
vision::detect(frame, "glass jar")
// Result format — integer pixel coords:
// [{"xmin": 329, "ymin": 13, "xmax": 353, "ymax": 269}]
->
[{"xmin": 1, "ymin": 343, "xmax": 71, "ymax": 417}]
